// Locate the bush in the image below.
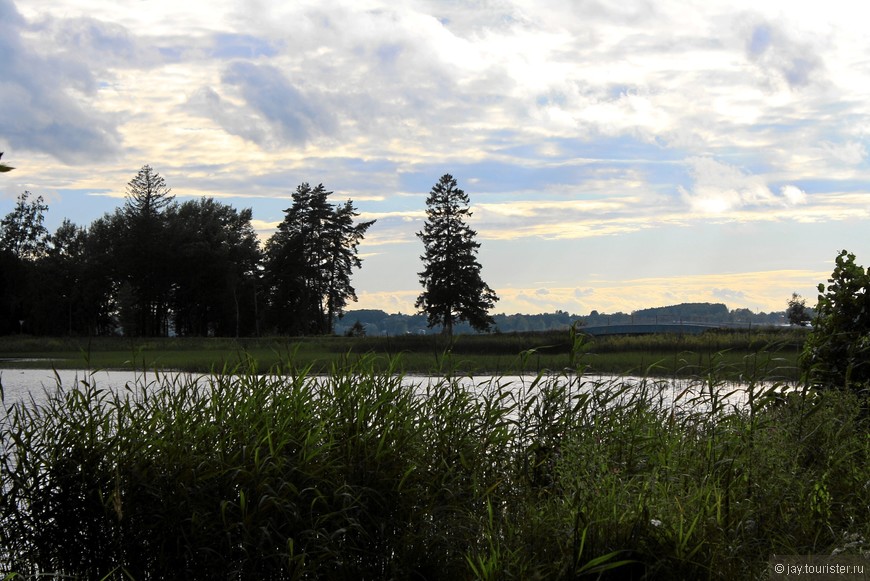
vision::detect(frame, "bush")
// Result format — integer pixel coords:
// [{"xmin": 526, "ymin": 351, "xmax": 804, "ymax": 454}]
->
[{"xmin": 802, "ymin": 250, "xmax": 870, "ymax": 390}]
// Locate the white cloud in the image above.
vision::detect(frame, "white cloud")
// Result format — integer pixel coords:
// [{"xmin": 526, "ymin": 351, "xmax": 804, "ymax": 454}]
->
[
  {"xmin": 820, "ymin": 141, "xmax": 867, "ymax": 166},
  {"xmin": 679, "ymin": 157, "xmax": 809, "ymax": 215},
  {"xmin": 7, "ymin": 0, "xmax": 870, "ymax": 316},
  {"xmin": 780, "ymin": 185, "xmax": 807, "ymax": 206}
]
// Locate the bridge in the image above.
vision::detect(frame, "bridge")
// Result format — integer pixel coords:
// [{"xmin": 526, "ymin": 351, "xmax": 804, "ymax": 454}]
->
[{"xmin": 579, "ymin": 322, "xmax": 756, "ymax": 337}]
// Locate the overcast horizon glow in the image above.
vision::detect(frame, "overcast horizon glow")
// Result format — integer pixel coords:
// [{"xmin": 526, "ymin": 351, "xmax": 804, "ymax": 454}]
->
[{"xmin": 3, "ymin": 0, "xmax": 870, "ymax": 316}]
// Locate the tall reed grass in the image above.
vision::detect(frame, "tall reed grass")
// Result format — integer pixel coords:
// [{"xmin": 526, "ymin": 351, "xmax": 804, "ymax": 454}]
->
[{"xmin": 1, "ymin": 355, "xmax": 868, "ymax": 579}]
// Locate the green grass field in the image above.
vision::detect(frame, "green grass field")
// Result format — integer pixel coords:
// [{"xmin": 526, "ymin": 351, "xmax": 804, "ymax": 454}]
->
[{"xmin": 0, "ymin": 327, "xmax": 807, "ymax": 379}]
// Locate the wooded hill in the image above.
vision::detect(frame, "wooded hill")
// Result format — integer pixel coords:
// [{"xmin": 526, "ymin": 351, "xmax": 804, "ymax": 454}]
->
[{"xmin": 338, "ymin": 302, "xmax": 788, "ymax": 336}]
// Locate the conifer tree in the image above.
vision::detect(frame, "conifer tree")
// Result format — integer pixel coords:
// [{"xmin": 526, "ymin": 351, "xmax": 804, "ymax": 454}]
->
[
  {"xmin": 416, "ymin": 174, "xmax": 498, "ymax": 336},
  {"xmin": 264, "ymin": 183, "xmax": 374, "ymax": 334},
  {"xmin": 117, "ymin": 165, "xmax": 175, "ymax": 335}
]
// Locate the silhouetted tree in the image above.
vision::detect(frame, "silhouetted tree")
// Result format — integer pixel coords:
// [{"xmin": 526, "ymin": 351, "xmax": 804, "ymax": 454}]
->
[
  {"xmin": 264, "ymin": 183, "xmax": 374, "ymax": 334},
  {"xmin": 0, "ymin": 191, "xmax": 49, "ymax": 260},
  {"xmin": 116, "ymin": 165, "xmax": 175, "ymax": 336},
  {"xmin": 0, "ymin": 192, "xmax": 49, "ymax": 334},
  {"xmin": 166, "ymin": 198, "xmax": 262, "ymax": 337},
  {"xmin": 28, "ymin": 220, "xmax": 89, "ymax": 334},
  {"xmin": 0, "ymin": 152, "xmax": 13, "ymax": 172},
  {"xmin": 416, "ymin": 174, "xmax": 498, "ymax": 336},
  {"xmin": 81, "ymin": 215, "xmax": 122, "ymax": 335},
  {"xmin": 323, "ymin": 199, "xmax": 374, "ymax": 333},
  {"xmin": 786, "ymin": 292, "xmax": 811, "ymax": 327}
]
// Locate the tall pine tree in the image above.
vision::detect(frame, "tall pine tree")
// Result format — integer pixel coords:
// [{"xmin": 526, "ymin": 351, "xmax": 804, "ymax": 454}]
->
[
  {"xmin": 416, "ymin": 174, "xmax": 498, "ymax": 336},
  {"xmin": 117, "ymin": 165, "xmax": 175, "ymax": 336},
  {"xmin": 264, "ymin": 183, "xmax": 374, "ymax": 334}
]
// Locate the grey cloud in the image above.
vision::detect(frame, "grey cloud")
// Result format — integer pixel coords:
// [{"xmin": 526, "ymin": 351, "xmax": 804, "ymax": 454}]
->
[
  {"xmin": 210, "ymin": 4, "xmax": 525, "ymax": 158},
  {"xmin": 744, "ymin": 20, "xmax": 824, "ymax": 89},
  {"xmin": 186, "ymin": 86, "xmax": 274, "ymax": 146},
  {"xmin": 0, "ymin": 0, "xmax": 122, "ymax": 163},
  {"xmin": 37, "ymin": 16, "xmax": 163, "ymax": 69},
  {"xmin": 221, "ymin": 61, "xmax": 337, "ymax": 145}
]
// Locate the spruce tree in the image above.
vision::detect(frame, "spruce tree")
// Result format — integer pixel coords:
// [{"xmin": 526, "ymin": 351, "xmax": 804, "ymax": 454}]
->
[
  {"xmin": 416, "ymin": 174, "xmax": 498, "ymax": 336},
  {"xmin": 117, "ymin": 165, "xmax": 175, "ymax": 335},
  {"xmin": 264, "ymin": 183, "xmax": 374, "ymax": 334}
]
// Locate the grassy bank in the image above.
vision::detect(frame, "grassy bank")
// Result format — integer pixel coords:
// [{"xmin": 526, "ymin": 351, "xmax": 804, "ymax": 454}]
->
[
  {"xmin": 0, "ymin": 327, "xmax": 807, "ymax": 378},
  {"xmin": 1, "ymin": 358, "xmax": 867, "ymax": 579}
]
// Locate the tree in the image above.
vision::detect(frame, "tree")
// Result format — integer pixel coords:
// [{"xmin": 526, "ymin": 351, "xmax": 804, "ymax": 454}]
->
[
  {"xmin": 786, "ymin": 292, "xmax": 811, "ymax": 326},
  {"xmin": 28, "ymin": 220, "xmax": 89, "ymax": 335},
  {"xmin": 801, "ymin": 250, "xmax": 870, "ymax": 390},
  {"xmin": 263, "ymin": 183, "xmax": 374, "ymax": 335},
  {"xmin": 416, "ymin": 174, "xmax": 498, "ymax": 336},
  {"xmin": 0, "ymin": 191, "xmax": 49, "ymax": 260},
  {"xmin": 0, "ymin": 192, "xmax": 49, "ymax": 334},
  {"xmin": 165, "ymin": 198, "xmax": 262, "ymax": 337},
  {"xmin": 123, "ymin": 164, "xmax": 174, "ymax": 219},
  {"xmin": 323, "ymin": 199, "xmax": 375, "ymax": 333},
  {"xmin": 0, "ymin": 152, "xmax": 13, "ymax": 172},
  {"xmin": 346, "ymin": 320, "xmax": 366, "ymax": 337},
  {"xmin": 81, "ymin": 215, "xmax": 122, "ymax": 335},
  {"xmin": 116, "ymin": 165, "xmax": 175, "ymax": 336}
]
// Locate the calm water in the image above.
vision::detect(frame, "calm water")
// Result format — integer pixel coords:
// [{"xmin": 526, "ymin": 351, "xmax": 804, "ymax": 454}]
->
[
  {"xmin": 0, "ymin": 367, "xmax": 773, "ymax": 415},
  {"xmin": 0, "ymin": 368, "xmax": 181, "ymax": 406}
]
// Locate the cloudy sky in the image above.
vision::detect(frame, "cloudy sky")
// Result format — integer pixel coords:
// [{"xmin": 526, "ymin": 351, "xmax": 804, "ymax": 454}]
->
[{"xmin": 3, "ymin": 0, "xmax": 870, "ymax": 316}]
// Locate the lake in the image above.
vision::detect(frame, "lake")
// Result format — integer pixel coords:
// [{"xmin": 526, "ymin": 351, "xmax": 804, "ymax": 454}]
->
[{"xmin": 1, "ymin": 367, "xmax": 779, "ymax": 416}]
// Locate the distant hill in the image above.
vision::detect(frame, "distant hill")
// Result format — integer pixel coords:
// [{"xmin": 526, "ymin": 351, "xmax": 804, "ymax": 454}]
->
[
  {"xmin": 631, "ymin": 302, "xmax": 729, "ymax": 322},
  {"xmin": 337, "ymin": 302, "xmax": 786, "ymax": 336}
]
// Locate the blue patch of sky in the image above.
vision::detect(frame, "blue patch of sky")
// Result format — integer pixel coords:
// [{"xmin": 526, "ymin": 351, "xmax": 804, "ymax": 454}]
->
[
  {"xmin": 535, "ymin": 92, "xmax": 567, "ymax": 107},
  {"xmin": 606, "ymin": 84, "xmax": 640, "ymax": 99},
  {"xmin": 783, "ymin": 178, "xmax": 870, "ymax": 194},
  {"xmin": 484, "ymin": 219, "xmax": 852, "ymax": 290},
  {"xmin": 496, "ymin": 135, "xmax": 684, "ymax": 164},
  {"xmin": 211, "ymin": 33, "xmax": 277, "ymax": 60},
  {"xmin": 31, "ymin": 189, "xmax": 120, "ymax": 232},
  {"xmin": 748, "ymin": 24, "xmax": 772, "ymax": 57},
  {"xmin": 158, "ymin": 46, "xmax": 182, "ymax": 61},
  {"xmin": 376, "ymin": 43, "xmax": 403, "ymax": 64},
  {"xmin": 399, "ymin": 147, "xmax": 690, "ymax": 203}
]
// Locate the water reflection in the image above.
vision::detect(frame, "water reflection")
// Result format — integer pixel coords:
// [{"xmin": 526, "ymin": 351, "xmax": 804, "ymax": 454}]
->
[{"xmin": 1, "ymin": 368, "xmax": 784, "ymax": 416}]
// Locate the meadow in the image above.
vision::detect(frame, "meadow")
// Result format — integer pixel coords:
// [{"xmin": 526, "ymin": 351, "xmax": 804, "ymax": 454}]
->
[{"xmin": 0, "ymin": 327, "xmax": 807, "ymax": 379}]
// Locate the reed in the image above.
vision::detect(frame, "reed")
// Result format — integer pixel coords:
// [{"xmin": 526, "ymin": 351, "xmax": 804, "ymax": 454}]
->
[{"xmin": 1, "ymin": 355, "xmax": 867, "ymax": 579}]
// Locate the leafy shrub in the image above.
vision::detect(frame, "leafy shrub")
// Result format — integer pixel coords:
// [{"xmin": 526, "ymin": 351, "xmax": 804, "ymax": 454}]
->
[{"xmin": 802, "ymin": 250, "xmax": 870, "ymax": 390}]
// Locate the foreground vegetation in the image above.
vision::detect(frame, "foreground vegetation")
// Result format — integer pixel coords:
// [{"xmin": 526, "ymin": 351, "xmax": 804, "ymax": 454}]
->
[
  {"xmin": 0, "ymin": 327, "xmax": 807, "ymax": 379},
  {"xmin": 2, "ymin": 351, "xmax": 868, "ymax": 579}
]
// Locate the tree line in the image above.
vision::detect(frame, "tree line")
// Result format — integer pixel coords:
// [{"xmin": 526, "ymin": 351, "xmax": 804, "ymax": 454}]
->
[
  {"xmin": 1, "ymin": 168, "xmax": 498, "ymax": 337},
  {"xmin": 0, "ymin": 166, "xmax": 376, "ymax": 336}
]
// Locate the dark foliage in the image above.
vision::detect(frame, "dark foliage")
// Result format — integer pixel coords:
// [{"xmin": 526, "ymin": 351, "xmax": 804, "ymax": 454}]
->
[
  {"xmin": 416, "ymin": 174, "xmax": 498, "ymax": 336},
  {"xmin": 802, "ymin": 249, "xmax": 870, "ymax": 390},
  {"xmin": 0, "ymin": 172, "xmax": 374, "ymax": 338},
  {"xmin": 263, "ymin": 183, "xmax": 374, "ymax": 335}
]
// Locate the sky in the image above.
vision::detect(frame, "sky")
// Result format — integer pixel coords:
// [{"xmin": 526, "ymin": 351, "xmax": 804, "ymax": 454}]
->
[{"xmin": 2, "ymin": 0, "xmax": 870, "ymax": 316}]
